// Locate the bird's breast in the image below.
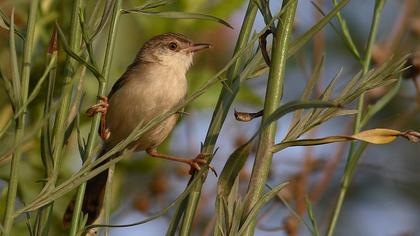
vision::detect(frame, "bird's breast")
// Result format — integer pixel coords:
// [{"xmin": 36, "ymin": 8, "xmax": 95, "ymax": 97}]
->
[{"xmin": 105, "ymin": 65, "xmax": 188, "ymax": 148}]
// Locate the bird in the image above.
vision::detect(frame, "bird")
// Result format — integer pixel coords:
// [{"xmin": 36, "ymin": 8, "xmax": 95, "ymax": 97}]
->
[{"xmin": 63, "ymin": 32, "xmax": 211, "ymax": 227}]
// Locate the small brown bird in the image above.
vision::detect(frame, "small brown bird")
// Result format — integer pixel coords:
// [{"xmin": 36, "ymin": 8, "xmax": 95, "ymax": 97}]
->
[{"xmin": 63, "ymin": 33, "xmax": 211, "ymax": 227}]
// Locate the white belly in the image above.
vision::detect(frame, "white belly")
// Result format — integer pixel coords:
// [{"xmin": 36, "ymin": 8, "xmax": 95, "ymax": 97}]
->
[{"xmin": 104, "ymin": 65, "xmax": 187, "ymax": 150}]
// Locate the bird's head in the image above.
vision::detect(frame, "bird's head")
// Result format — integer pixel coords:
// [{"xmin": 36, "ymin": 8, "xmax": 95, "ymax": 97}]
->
[{"xmin": 138, "ymin": 32, "xmax": 211, "ymax": 73}]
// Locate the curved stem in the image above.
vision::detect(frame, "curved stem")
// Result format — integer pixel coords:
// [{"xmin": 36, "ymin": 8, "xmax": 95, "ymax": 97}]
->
[{"xmin": 241, "ymin": 1, "xmax": 298, "ymax": 235}]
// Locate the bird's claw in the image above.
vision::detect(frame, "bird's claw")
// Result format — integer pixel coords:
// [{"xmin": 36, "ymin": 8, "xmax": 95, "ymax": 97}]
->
[
  {"xmin": 86, "ymin": 96, "xmax": 109, "ymax": 117},
  {"xmin": 86, "ymin": 96, "xmax": 111, "ymax": 140},
  {"xmin": 188, "ymin": 153, "xmax": 217, "ymax": 177}
]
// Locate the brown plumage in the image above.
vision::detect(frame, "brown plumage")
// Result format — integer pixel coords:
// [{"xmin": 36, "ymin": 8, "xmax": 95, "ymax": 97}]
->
[{"xmin": 63, "ymin": 33, "xmax": 211, "ymax": 227}]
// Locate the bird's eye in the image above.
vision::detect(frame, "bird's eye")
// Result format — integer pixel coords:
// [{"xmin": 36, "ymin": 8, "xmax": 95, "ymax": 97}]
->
[{"xmin": 168, "ymin": 42, "xmax": 178, "ymax": 50}]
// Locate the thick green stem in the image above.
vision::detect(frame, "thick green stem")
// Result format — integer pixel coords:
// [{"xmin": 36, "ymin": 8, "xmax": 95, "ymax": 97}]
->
[
  {"xmin": 172, "ymin": 2, "xmax": 258, "ymax": 236},
  {"xmin": 326, "ymin": 1, "xmax": 385, "ymax": 235},
  {"xmin": 242, "ymin": 1, "xmax": 298, "ymax": 235},
  {"xmin": 2, "ymin": 1, "xmax": 39, "ymax": 235},
  {"xmin": 69, "ymin": 1, "xmax": 121, "ymax": 235}
]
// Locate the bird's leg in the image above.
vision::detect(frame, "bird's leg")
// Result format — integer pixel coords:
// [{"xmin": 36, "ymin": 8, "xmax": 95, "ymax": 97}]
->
[
  {"xmin": 86, "ymin": 96, "xmax": 111, "ymax": 140},
  {"xmin": 146, "ymin": 148, "xmax": 216, "ymax": 176}
]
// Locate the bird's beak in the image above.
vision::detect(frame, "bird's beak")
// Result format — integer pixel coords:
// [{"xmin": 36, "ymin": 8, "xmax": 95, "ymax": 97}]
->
[{"xmin": 187, "ymin": 43, "xmax": 212, "ymax": 53}]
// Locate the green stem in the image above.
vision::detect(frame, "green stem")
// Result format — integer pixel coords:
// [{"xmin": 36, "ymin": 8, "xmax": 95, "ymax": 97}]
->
[
  {"xmin": 50, "ymin": 0, "xmax": 82, "ymax": 182},
  {"xmin": 356, "ymin": 0, "xmax": 385, "ymax": 131},
  {"xmin": 31, "ymin": 1, "xmax": 83, "ymax": 235},
  {"xmin": 173, "ymin": 2, "xmax": 259, "ymax": 236},
  {"xmin": 69, "ymin": 1, "xmax": 121, "ymax": 235},
  {"xmin": 326, "ymin": 1, "xmax": 385, "ymax": 235},
  {"xmin": 2, "ymin": 1, "xmax": 39, "ymax": 235},
  {"xmin": 241, "ymin": 1, "xmax": 298, "ymax": 235},
  {"xmin": 103, "ymin": 165, "xmax": 115, "ymax": 236},
  {"xmin": 326, "ymin": 143, "xmax": 367, "ymax": 236}
]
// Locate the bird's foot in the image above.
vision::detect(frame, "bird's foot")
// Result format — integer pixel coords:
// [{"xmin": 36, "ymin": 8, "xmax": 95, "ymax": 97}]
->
[
  {"xmin": 86, "ymin": 96, "xmax": 109, "ymax": 116},
  {"xmin": 86, "ymin": 96, "xmax": 111, "ymax": 140},
  {"xmin": 188, "ymin": 153, "xmax": 217, "ymax": 176},
  {"xmin": 146, "ymin": 149, "xmax": 217, "ymax": 176}
]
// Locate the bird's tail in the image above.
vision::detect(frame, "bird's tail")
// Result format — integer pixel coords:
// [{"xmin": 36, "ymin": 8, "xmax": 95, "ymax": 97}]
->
[{"xmin": 63, "ymin": 147, "xmax": 113, "ymax": 228}]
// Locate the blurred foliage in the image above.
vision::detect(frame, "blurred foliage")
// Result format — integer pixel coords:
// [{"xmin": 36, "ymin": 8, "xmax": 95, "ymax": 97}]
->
[
  {"xmin": 0, "ymin": 0, "xmax": 248, "ymax": 235},
  {"xmin": 0, "ymin": 0, "xmax": 419, "ymax": 235}
]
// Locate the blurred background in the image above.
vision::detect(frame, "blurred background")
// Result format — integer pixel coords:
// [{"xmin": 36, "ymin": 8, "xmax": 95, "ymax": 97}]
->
[{"xmin": 0, "ymin": 0, "xmax": 419, "ymax": 235}]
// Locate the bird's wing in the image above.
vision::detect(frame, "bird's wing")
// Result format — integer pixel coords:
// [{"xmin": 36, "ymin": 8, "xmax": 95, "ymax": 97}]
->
[
  {"xmin": 96, "ymin": 61, "xmax": 139, "ymax": 138},
  {"xmin": 108, "ymin": 61, "xmax": 139, "ymax": 98}
]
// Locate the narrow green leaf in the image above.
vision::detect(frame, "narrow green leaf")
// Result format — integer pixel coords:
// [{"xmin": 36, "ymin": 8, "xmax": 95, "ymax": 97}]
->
[
  {"xmin": 56, "ymin": 23, "xmax": 103, "ymax": 80},
  {"xmin": 215, "ymin": 199, "xmax": 227, "ymax": 236},
  {"xmin": 288, "ymin": 0, "xmax": 350, "ymax": 56},
  {"xmin": 218, "ymin": 100, "xmax": 337, "ymax": 198},
  {"xmin": 0, "ymin": 12, "xmax": 8, "ymax": 30},
  {"xmin": 290, "ymin": 56, "xmax": 326, "ymax": 127},
  {"xmin": 273, "ymin": 135, "xmax": 350, "ymax": 152},
  {"xmin": 272, "ymin": 128, "xmax": 412, "ymax": 153},
  {"xmin": 136, "ymin": 0, "xmax": 172, "ymax": 10},
  {"xmin": 217, "ymin": 140, "xmax": 253, "ymax": 197},
  {"xmin": 121, "ymin": 10, "xmax": 233, "ymax": 29},
  {"xmin": 304, "ymin": 56, "xmax": 325, "ymax": 100},
  {"xmin": 238, "ymin": 182, "xmax": 288, "ymax": 235},
  {"xmin": 221, "ymin": 198, "xmax": 231, "ymax": 233},
  {"xmin": 246, "ymin": 0, "xmax": 351, "ymax": 81},
  {"xmin": 360, "ymin": 78, "xmax": 402, "ymax": 127},
  {"xmin": 305, "ymin": 197, "xmax": 320, "ymax": 236},
  {"xmin": 311, "ymin": 1, "xmax": 360, "ymax": 60},
  {"xmin": 165, "ymin": 195, "xmax": 188, "ymax": 236},
  {"xmin": 89, "ymin": 0, "xmax": 114, "ymax": 41},
  {"xmin": 254, "ymin": 0, "xmax": 273, "ymax": 25},
  {"xmin": 321, "ymin": 68, "xmax": 342, "ymax": 100},
  {"xmin": 80, "ymin": 167, "xmax": 208, "ymax": 234},
  {"xmin": 271, "ymin": 184, "xmax": 314, "ymax": 234},
  {"xmin": 263, "ymin": 100, "xmax": 338, "ymax": 129},
  {"xmin": 13, "ymin": 54, "xmax": 57, "ymax": 120},
  {"xmin": 228, "ymin": 199, "xmax": 243, "ymax": 235},
  {"xmin": 0, "ymin": 8, "xmax": 24, "ymax": 39},
  {"xmin": 332, "ymin": 0, "xmax": 361, "ymax": 59},
  {"xmin": 9, "ymin": 8, "xmax": 21, "ymax": 109},
  {"xmin": 0, "ymin": 69, "xmax": 15, "ymax": 106}
]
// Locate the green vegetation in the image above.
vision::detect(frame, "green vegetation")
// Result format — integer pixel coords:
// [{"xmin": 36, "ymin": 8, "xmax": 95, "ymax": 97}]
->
[{"xmin": 0, "ymin": 0, "xmax": 419, "ymax": 235}]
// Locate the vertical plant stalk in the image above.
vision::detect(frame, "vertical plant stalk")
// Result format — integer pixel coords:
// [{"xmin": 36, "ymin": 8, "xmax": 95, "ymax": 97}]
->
[
  {"xmin": 2, "ymin": 1, "xmax": 39, "ymax": 235},
  {"xmin": 48, "ymin": 0, "xmax": 82, "ymax": 185},
  {"xmin": 33, "ymin": 29, "xmax": 58, "ymax": 236},
  {"xmin": 69, "ymin": 1, "xmax": 122, "ymax": 235},
  {"xmin": 103, "ymin": 164, "xmax": 115, "ymax": 236},
  {"xmin": 31, "ymin": 0, "xmax": 83, "ymax": 234},
  {"xmin": 172, "ymin": 2, "xmax": 259, "ymax": 236},
  {"xmin": 326, "ymin": 1, "xmax": 385, "ymax": 235},
  {"xmin": 242, "ymin": 1, "xmax": 298, "ymax": 235}
]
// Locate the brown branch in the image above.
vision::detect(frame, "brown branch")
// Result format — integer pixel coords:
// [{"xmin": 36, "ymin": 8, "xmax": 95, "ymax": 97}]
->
[{"xmin": 259, "ymin": 28, "xmax": 273, "ymax": 66}]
